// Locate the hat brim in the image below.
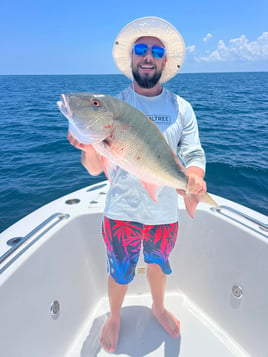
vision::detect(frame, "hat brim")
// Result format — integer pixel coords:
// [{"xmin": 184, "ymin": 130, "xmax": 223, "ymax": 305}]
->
[{"xmin": 112, "ymin": 17, "xmax": 185, "ymax": 83}]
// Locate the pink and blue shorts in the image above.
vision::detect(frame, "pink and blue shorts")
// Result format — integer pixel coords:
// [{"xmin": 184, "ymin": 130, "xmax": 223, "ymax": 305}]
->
[{"xmin": 102, "ymin": 217, "xmax": 178, "ymax": 285}]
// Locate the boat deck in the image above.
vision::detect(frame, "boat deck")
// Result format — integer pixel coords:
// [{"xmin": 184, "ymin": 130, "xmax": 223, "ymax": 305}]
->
[
  {"xmin": 69, "ymin": 292, "xmax": 247, "ymax": 357},
  {"xmin": 1, "ymin": 182, "xmax": 266, "ymax": 357}
]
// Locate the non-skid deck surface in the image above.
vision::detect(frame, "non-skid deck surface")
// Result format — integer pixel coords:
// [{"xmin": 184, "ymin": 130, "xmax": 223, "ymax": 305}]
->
[{"xmin": 69, "ymin": 292, "xmax": 247, "ymax": 357}]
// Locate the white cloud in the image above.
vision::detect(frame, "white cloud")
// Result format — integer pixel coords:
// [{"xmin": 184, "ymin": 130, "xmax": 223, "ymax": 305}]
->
[
  {"xmin": 194, "ymin": 32, "xmax": 268, "ymax": 63},
  {"xmin": 202, "ymin": 33, "xmax": 213, "ymax": 42},
  {"xmin": 186, "ymin": 45, "xmax": 196, "ymax": 53}
]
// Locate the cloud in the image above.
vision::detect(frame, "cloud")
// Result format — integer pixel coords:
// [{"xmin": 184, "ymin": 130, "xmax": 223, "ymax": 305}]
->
[
  {"xmin": 202, "ymin": 33, "xmax": 213, "ymax": 42},
  {"xmin": 188, "ymin": 32, "xmax": 268, "ymax": 63},
  {"xmin": 186, "ymin": 45, "xmax": 196, "ymax": 53}
]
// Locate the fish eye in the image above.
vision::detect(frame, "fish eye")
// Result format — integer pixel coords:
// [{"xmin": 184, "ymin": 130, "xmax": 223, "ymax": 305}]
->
[{"xmin": 91, "ymin": 99, "xmax": 100, "ymax": 107}]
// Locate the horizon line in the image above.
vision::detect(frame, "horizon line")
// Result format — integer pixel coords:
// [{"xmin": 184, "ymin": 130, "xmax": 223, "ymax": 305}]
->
[{"xmin": 0, "ymin": 70, "xmax": 267, "ymax": 76}]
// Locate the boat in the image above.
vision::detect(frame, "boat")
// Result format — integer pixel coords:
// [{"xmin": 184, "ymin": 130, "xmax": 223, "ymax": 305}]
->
[{"xmin": 0, "ymin": 180, "xmax": 267, "ymax": 357}]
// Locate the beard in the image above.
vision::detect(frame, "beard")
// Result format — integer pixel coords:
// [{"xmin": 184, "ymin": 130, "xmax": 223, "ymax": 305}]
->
[{"xmin": 132, "ymin": 66, "xmax": 162, "ymax": 89}]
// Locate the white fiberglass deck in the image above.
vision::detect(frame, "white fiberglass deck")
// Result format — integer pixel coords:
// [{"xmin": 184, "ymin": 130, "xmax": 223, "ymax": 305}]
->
[
  {"xmin": 69, "ymin": 293, "xmax": 248, "ymax": 357},
  {"xmin": 1, "ymin": 182, "xmax": 267, "ymax": 357}
]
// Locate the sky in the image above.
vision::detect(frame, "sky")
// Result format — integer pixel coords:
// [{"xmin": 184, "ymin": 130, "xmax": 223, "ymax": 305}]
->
[{"xmin": 0, "ymin": 0, "xmax": 267, "ymax": 74}]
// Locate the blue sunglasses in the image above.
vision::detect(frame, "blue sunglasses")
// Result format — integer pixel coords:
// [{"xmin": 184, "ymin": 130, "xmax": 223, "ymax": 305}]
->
[{"xmin": 133, "ymin": 43, "xmax": 165, "ymax": 59}]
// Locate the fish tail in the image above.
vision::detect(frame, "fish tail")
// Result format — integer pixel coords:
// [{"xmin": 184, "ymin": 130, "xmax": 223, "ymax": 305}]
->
[{"xmin": 199, "ymin": 192, "xmax": 219, "ymax": 208}]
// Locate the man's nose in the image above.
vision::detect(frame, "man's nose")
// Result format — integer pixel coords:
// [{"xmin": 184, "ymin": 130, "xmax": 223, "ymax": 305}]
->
[{"xmin": 144, "ymin": 48, "xmax": 154, "ymax": 61}]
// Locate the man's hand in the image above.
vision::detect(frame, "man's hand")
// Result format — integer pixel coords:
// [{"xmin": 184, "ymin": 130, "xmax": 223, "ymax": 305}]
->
[
  {"xmin": 67, "ymin": 131, "xmax": 96, "ymax": 153},
  {"xmin": 67, "ymin": 131, "xmax": 103, "ymax": 176},
  {"xmin": 176, "ymin": 167, "xmax": 206, "ymax": 196},
  {"xmin": 187, "ymin": 174, "xmax": 207, "ymax": 195}
]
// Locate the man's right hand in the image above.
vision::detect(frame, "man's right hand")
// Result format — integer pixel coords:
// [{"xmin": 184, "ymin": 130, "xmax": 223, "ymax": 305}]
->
[
  {"xmin": 67, "ymin": 131, "xmax": 103, "ymax": 176},
  {"xmin": 67, "ymin": 131, "xmax": 96, "ymax": 153}
]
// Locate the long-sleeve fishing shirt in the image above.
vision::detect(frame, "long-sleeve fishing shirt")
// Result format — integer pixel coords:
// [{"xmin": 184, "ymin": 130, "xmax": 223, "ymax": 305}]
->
[{"xmin": 104, "ymin": 86, "xmax": 206, "ymax": 225}]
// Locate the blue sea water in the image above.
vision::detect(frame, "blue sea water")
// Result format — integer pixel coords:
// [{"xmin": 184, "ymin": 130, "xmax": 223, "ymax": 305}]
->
[{"xmin": 0, "ymin": 73, "xmax": 267, "ymax": 232}]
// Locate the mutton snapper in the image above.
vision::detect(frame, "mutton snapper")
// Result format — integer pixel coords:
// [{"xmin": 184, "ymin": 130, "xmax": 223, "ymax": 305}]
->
[{"xmin": 57, "ymin": 93, "xmax": 218, "ymax": 217}]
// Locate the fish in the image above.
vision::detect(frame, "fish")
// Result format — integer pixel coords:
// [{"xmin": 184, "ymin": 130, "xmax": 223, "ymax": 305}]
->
[{"xmin": 57, "ymin": 92, "xmax": 218, "ymax": 218}]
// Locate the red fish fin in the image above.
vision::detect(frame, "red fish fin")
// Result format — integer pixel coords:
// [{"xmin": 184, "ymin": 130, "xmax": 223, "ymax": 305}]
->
[
  {"xmin": 184, "ymin": 193, "xmax": 199, "ymax": 218},
  {"xmin": 140, "ymin": 181, "xmax": 161, "ymax": 203},
  {"xmin": 100, "ymin": 156, "xmax": 113, "ymax": 182}
]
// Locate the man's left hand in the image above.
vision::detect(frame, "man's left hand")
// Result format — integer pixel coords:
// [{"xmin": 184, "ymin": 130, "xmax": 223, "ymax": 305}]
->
[
  {"xmin": 176, "ymin": 167, "xmax": 207, "ymax": 196},
  {"xmin": 187, "ymin": 174, "xmax": 207, "ymax": 195}
]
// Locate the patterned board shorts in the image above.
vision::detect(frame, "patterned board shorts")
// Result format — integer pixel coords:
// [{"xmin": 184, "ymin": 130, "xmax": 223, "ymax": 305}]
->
[{"xmin": 102, "ymin": 217, "xmax": 178, "ymax": 285}]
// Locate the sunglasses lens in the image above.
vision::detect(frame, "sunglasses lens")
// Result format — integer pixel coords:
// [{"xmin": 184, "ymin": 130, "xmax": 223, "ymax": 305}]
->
[
  {"xmin": 152, "ymin": 46, "xmax": 165, "ymax": 58},
  {"xmin": 134, "ymin": 44, "xmax": 148, "ymax": 56},
  {"xmin": 134, "ymin": 44, "xmax": 165, "ymax": 58}
]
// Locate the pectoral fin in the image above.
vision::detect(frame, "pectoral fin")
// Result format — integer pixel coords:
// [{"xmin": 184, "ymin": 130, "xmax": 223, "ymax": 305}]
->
[{"xmin": 140, "ymin": 181, "xmax": 162, "ymax": 203}]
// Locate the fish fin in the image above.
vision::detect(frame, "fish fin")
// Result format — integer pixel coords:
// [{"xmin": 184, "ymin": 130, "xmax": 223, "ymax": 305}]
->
[
  {"xmin": 199, "ymin": 192, "xmax": 219, "ymax": 208},
  {"xmin": 140, "ymin": 181, "xmax": 161, "ymax": 203},
  {"xmin": 184, "ymin": 192, "xmax": 219, "ymax": 218},
  {"xmin": 184, "ymin": 193, "xmax": 199, "ymax": 218}
]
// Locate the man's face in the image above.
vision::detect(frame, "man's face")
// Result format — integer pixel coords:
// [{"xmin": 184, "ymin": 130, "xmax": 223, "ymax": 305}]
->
[{"xmin": 132, "ymin": 36, "xmax": 167, "ymax": 89}]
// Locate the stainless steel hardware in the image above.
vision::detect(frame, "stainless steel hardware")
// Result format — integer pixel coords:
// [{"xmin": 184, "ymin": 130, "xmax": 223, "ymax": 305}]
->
[
  {"xmin": 232, "ymin": 285, "xmax": 243, "ymax": 299},
  {"xmin": 211, "ymin": 205, "xmax": 268, "ymax": 238},
  {"xmin": 0, "ymin": 213, "xmax": 69, "ymax": 274},
  {"xmin": 50, "ymin": 300, "xmax": 60, "ymax": 320}
]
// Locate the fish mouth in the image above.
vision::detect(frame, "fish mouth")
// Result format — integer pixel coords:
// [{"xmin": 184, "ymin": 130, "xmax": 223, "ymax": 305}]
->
[
  {"xmin": 57, "ymin": 94, "xmax": 89, "ymax": 144},
  {"xmin": 57, "ymin": 94, "xmax": 72, "ymax": 118}
]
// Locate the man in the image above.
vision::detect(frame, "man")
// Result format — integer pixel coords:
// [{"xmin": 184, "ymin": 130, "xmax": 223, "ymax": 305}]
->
[{"xmin": 68, "ymin": 17, "xmax": 206, "ymax": 352}]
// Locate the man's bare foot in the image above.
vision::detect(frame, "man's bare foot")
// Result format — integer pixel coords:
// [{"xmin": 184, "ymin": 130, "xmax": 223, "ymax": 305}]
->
[
  {"xmin": 100, "ymin": 316, "xmax": 120, "ymax": 352},
  {"xmin": 152, "ymin": 304, "xmax": 180, "ymax": 338}
]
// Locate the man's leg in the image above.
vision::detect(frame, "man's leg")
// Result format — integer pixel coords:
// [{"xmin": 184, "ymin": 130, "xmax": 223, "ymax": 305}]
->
[
  {"xmin": 100, "ymin": 218, "xmax": 143, "ymax": 351},
  {"xmin": 143, "ymin": 222, "xmax": 180, "ymax": 337},
  {"xmin": 100, "ymin": 276, "xmax": 128, "ymax": 352},
  {"xmin": 147, "ymin": 264, "xmax": 180, "ymax": 338}
]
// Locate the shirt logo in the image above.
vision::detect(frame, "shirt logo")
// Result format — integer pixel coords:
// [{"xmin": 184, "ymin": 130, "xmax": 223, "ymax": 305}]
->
[{"xmin": 148, "ymin": 115, "xmax": 171, "ymax": 124}]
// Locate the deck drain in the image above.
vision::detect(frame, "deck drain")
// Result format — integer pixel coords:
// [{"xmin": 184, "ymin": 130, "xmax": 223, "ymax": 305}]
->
[
  {"xmin": 50, "ymin": 300, "xmax": 60, "ymax": 320},
  {"xmin": 232, "ymin": 285, "xmax": 243, "ymax": 299},
  {"xmin": 65, "ymin": 198, "xmax": 80, "ymax": 205}
]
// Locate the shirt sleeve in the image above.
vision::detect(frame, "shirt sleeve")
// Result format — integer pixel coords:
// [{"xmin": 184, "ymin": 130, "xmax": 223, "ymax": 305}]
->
[{"xmin": 177, "ymin": 97, "xmax": 206, "ymax": 172}]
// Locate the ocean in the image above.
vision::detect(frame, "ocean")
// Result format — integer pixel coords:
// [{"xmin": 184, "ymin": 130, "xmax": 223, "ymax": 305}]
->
[{"xmin": 1, "ymin": 73, "xmax": 267, "ymax": 232}]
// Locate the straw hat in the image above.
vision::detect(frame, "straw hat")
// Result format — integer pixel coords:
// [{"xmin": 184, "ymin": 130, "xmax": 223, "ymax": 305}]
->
[{"xmin": 112, "ymin": 16, "xmax": 185, "ymax": 83}]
